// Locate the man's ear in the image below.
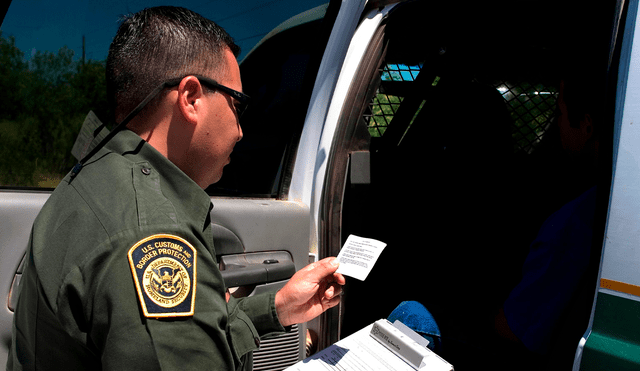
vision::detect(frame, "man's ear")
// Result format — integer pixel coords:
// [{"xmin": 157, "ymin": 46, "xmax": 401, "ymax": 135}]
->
[{"xmin": 176, "ymin": 76, "xmax": 205, "ymax": 125}]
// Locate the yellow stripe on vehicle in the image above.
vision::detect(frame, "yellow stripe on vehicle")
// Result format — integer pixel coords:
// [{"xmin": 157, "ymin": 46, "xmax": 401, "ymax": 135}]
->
[{"xmin": 600, "ymin": 278, "xmax": 640, "ymax": 297}]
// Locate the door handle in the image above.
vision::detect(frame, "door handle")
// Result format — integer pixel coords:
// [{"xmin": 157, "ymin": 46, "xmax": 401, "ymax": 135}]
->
[{"xmin": 219, "ymin": 251, "xmax": 295, "ymax": 287}]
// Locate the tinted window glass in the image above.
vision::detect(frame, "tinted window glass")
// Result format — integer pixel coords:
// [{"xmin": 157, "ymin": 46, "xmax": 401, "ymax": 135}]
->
[{"xmin": 208, "ymin": 10, "xmax": 328, "ymax": 197}]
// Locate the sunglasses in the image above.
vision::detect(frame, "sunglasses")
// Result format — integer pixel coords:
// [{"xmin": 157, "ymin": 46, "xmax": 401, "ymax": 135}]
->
[
  {"xmin": 71, "ymin": 75, "xmax": 250, "ymax": 179},
  {"xmin": 193, "ymin": 75, "xmax": 250, "ymax": 118},
  {"xmin": 156, "ymin": 75, "xmax": 251, "ymax": 118}
]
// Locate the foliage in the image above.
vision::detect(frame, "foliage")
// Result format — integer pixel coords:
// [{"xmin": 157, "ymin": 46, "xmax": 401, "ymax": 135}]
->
[
  {"xmin": 368, "ymin": 93, "xmax": 402, "ymax": 137},
  {"xmin": 367, "ymin": 63, "xmax": 421, "ymax": 138},
  {"xmin": 506, "ymin": 82, "xmax": 558, "ymax": 153},
  {"xmin": 0, "ymin": 31, "xmax": 111, "ymax": 187}
]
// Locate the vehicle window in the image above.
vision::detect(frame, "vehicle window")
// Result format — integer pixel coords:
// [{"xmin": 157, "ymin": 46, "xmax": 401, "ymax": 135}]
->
[
  {"xmin": 365, "ymin": 63, "xmax": 423, "ymax": 138},
  {"xmin": 207, "ymin": 5, "xmax": 331, "ymax": 198},
  {"xmin": 495, "ymin": 80, "xmax": 558, "ymax": 154},
  {"xmin": 366, "ymin": 64, "xmax": 558, "ymax": 155},
  {"xmin": 0, "ymin": 0, "xmax": 327, "ymax": 192}
]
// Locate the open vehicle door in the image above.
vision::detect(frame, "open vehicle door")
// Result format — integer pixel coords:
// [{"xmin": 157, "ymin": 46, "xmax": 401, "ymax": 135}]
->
[{"xmin": 575, "ymin": 1, "xmax": 640, "ymax": 369}]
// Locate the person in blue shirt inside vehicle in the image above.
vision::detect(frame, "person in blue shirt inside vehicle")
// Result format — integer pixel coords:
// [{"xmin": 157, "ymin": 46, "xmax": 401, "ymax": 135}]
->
[
  {"xmin": 484, "ymin": 66, "xmax": 602, "ymax": 369},
  {"xmin": 494, "ymin": 75, "xmax": 600, "ymax": 359},
  {"xmin": 391, "ymin": 69, "xmax": 602, "ymax": 370},
  {"xmin": 8, "ymin": 6, "xmax": 344, "ymax": 370}
]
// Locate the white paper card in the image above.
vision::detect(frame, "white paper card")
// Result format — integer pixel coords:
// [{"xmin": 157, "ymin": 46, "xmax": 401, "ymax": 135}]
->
[{"xmin": 336, "ymin": 235, "xmax": 387, "ymax": 281}]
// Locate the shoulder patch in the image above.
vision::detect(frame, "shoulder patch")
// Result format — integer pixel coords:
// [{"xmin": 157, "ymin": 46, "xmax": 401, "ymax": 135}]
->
[{"xmin": 128, "ymin": 234, "xmax": 197, "ymax": 318}]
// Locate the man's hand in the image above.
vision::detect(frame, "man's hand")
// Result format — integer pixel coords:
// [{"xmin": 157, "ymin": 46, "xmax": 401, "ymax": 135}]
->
[{"xmin": 275, "ymin": 257, "xmax": 346, "ymax": 327}]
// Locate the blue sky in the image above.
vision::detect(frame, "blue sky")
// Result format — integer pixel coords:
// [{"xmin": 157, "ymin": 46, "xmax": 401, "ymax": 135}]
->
[{"xmin": 1, "ymin": 0, "xmax": 326, "ymax": 62}]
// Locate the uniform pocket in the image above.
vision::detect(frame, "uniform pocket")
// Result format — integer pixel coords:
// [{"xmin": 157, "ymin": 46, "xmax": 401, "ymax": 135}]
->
[{"xmin": 227, "ymin": 297, "xmax": 260, "ymax": 370}]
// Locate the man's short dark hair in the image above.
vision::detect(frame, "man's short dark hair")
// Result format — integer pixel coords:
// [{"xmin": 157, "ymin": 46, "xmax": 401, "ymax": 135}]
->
[{"xmin": 106, "ymin": 6, "xmax": 240, "ymax": 123}]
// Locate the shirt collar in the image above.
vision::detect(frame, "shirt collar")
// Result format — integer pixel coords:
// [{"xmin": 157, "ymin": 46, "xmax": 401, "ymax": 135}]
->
[{"xmin": 106, "ymin": 129, "xmax": 212, "ymax": 230}]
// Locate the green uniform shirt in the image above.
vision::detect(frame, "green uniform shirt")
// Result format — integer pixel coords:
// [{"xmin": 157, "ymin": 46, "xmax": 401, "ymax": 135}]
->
[{"xmin": 9, "ymin": 130, "xmax": 285, "ymax": 370}]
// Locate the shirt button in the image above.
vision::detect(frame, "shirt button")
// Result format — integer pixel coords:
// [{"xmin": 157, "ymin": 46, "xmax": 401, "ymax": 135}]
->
[{"xmin": 141, "ymin": 167, "xmax": 151, "ymax": 175}]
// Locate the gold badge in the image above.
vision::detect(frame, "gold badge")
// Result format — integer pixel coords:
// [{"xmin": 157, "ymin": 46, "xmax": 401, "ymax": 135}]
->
[{"xmin": 128, "ymin": 234, "xmax": 197, "ymax": 317}]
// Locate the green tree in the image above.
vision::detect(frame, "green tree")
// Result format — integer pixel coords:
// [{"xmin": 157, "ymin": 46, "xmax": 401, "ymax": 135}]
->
[
  {"xmin": 368, "ymin": 93, "xmax": 402, "ymax": 137},
  {"xmin": 0, "ymin": 32, "xmax": 110, "ymax": 187},
  {"xmin": 0, "ymin": 31, "xmax": 27, "ymax": 120}
]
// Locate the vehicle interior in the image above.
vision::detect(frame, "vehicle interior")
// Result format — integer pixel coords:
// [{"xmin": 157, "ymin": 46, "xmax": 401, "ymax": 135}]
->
[{"xmin": 332, "ymin": 1, "xmax": 618, "ymax": 370}]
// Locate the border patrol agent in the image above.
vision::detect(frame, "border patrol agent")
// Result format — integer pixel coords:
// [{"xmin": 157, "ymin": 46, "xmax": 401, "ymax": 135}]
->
[{"xmin": 9, "ymin": 6, "xmax": 344, "ymax": 370}]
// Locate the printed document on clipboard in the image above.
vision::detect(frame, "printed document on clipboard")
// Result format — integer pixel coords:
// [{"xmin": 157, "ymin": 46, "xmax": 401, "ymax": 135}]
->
[{"xmin": 285, "ymin": 319, "xmax": 454, "ymax": 371}]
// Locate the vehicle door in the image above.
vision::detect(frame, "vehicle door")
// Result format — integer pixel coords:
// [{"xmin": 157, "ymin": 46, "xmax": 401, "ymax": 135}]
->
[{"xmin": 575, "ymin": 0, "xmax": 640, "ymax": 369}]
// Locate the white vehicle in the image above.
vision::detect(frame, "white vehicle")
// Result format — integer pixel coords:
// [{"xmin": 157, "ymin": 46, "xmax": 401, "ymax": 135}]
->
[{"xmin": 2, "ymin": 0, "xmax": 638, "ymax": 370}]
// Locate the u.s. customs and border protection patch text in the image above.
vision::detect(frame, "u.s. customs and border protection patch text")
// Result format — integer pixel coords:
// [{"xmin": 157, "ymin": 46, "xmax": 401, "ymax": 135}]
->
[{"xmin": 128, "ymin": 234, "xmax": 197, "ymax": 317}]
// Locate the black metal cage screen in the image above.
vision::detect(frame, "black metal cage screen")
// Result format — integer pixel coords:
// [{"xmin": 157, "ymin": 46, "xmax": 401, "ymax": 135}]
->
[{"xmin": 364, "ymin": 63, "xmax": 558, "ymax": 154}]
